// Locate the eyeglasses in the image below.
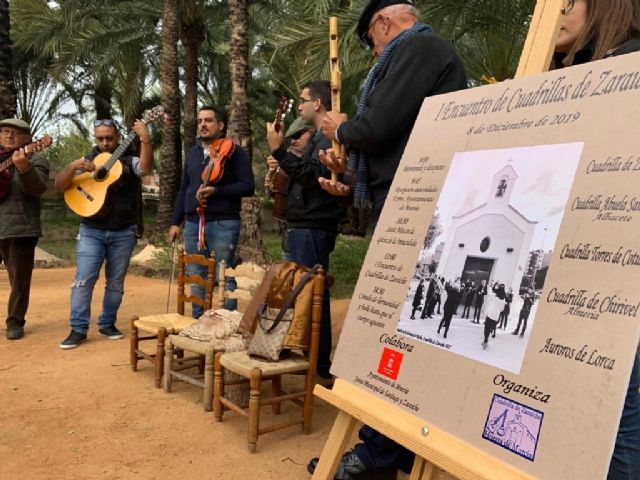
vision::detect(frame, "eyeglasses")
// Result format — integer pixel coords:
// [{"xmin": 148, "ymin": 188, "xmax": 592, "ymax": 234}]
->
[
  {"xmin": 365, "ymin": 15, "xmax": 382, "ymax": 48},
  {"xmin": 561, "ymin": 0, "xmax": 575, "ymax": 15},
  {"xmin": 0, "ymin": 128, "xmax": 25, "ymax": 137},
  {"xmin": 94, "ymin": 119, "xmax": 118, "ymax": 128},
  {"xmin": 289, "ymin": 130, "xmax": 307, "ymax": 140},
  {"xmin": 298, "ymin": 97, "xmax": 313, "ymax": 105}
]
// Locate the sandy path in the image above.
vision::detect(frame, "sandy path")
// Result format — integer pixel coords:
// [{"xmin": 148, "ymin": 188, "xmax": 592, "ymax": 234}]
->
[{"xmin": 0, "ymin": 268, "xmax": 356, "ymax": 480}]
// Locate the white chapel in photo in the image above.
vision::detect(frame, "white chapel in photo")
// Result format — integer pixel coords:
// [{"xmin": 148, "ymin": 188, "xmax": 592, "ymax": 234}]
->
[{"xmin": 436, "ymin": 164, "xmax": 537, "ymax": 290}]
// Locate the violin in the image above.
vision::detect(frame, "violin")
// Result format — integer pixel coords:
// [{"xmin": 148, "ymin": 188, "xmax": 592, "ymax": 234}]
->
[{"xmin": 200, "ymin": 137, "xmax": 235, "ymax": 190}]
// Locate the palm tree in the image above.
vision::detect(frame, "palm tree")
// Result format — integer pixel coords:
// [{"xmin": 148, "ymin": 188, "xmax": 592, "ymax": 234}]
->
[
  {"xmin": 157, "ymin": 0, "xmax": 182, "ymax": 235},
  {"xmin": 0, "ymin": 0, "xmax": 17, "ymax": 118},
  {"xmin": 11, "ymin": 0, "xmax": 160, "ymax": 124},
  {"xmin": 228, "ymin": 0, "xmax": 268, "ymax": 264},
  {"xmin": 180, "ymin": 1, "xmax": 206, "ymax": 155}
]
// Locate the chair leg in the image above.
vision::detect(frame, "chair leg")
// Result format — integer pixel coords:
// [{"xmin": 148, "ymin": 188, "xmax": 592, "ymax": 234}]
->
[
  {"xmin": 164, "ymin": 336, "xmax": 173, "ymax": 392},
  {"xmin": 248, "ymin": 367, "xmax": 262, "ymax": 453},
  {"xmin": 302, "ymin": 370, "xmax": 316, "ymax": 434},
  {"xmin": 271, "ymin": 375, "xmax": 282, "ymax": 415},
  {"xmin": 198, "ymin": 355, "xmax": 205, "ymax": 375},
  {"xmin": 130, "ymin": 317, "xmax": 139, "ymax": 372},
  {"xmin": 155, "ymin": 328, "xmax": 167, "ymax": 389},
  {"xmin": 203, "ymin": 348, "xmax": 215, "ymax": 412},
  {"xmin": 213, "ymin": 352, "xmax": 224, "ymax": 422}
]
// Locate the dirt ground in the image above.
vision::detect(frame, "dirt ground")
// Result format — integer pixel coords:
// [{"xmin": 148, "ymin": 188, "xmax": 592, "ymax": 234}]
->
[{"xmin": 0, "ymin": 268, "xmax": 359, "ymax": 480}]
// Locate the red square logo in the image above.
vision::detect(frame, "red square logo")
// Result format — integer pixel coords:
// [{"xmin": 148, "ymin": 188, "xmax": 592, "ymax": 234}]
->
[{"xmin": 377, "ymin": 347, "xmax": 404, "ymax": 380}]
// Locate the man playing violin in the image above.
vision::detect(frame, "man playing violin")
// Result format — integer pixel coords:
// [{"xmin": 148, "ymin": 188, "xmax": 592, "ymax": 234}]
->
[
  {"xmin": 169, "ymin": 106, "xmax": 254, "ymax": 315},
  {"xmin": 55, "ymin": 118, "xmax": 153, "ymax": 349},
  {"xmin": 0, "ymin": 118, "xmax": 50, "ymax": 340}
]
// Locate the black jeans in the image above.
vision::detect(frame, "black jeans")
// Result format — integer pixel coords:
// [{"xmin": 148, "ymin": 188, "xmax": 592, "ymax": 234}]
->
[
  {"xmin": 514, "ymin": 308, "xmax": 530, "ymax": 334},
  {"xmin": 0, "ymin": 237, "xmax": 38, "ymax": 328}
]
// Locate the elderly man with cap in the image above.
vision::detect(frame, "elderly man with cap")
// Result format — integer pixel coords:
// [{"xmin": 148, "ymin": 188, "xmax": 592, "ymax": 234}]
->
[
  {"xmin": 265, "ymin": 116, "xmax": 314, "ymax": 261},
  {"xmin": 0, "ymin": 118, "xmax": 50, "ymax": 340},
  {"xmin": 308, "ymin": 0, "xmax": 467, "ymax": 478},
  {"xmin": 267, "ymin": 80, "xmax": 345, "ymax": 380}
]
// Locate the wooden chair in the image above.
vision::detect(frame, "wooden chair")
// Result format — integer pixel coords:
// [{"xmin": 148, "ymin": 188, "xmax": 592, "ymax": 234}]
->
[
  {"xmin": 130, "ymin": 250, "xmax": 215, "ymax": 388},
  {"xmin": 213, "ymin": 266, "xmax": 325, "ymax": 452},
  {"xmin": 163, "ymin": 260, "xmax": 266, "ymax": 410}
]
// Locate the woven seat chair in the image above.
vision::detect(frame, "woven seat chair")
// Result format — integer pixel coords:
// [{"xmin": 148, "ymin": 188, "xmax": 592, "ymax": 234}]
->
[
  {"xmin": 130, "ymin": 250, "xmax": 214, "ymax": 388},
  {"xmin": 163, "ymin": 261, "xmax": 266, "ymax": 411},
  {"xmin": 213, "ymin": 266, "xmax": 325, "ymax": 452}
]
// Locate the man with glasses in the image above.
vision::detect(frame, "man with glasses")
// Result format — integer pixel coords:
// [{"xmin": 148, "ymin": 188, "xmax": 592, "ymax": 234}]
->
[
  {"xmin": 55, "ymin": 118, "xmax": 153, "ymax": 349},
  {"xmin": 266, "ymin": 80, "xmax": 346, "ymax": 380},
  {"xmin": 309, "ymin": 0, "xmax": 467, "ymax": 478},
  {"xmin": 0, "ymin": 119, "xmax": 49, "ymax": 340}
]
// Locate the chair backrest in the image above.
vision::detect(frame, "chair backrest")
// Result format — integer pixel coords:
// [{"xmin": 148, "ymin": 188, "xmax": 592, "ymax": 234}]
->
[
  {"xmin": 214, "ymin": 260, "xmax": 266, "ymax": 309},
  {"xmin": 177, "ymin": 250, "xmax": 216, "ymax": 315},
  {"xmin": 304, "ymin": 267, "xmax": 325, "ymax": 370}
]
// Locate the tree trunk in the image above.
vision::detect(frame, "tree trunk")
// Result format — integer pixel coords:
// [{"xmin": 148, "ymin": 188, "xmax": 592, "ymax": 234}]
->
[
  {"xmin": 94, "ymin": 75, "xmax": 113, "ymax": 119},
  {"xmin": 180, "ymin": 17, "xmax": 204, "ymax": 156},
  {"xmin": 156, "ymin": 0, "xmax": 182, "ymax": 239},
  {"xmin": 228, "ymin": 0, "xmax": 268, "ymax": 265},
  {"xmin": 0, "ymin": 0, "xmax": 17, "ymax": 119}
]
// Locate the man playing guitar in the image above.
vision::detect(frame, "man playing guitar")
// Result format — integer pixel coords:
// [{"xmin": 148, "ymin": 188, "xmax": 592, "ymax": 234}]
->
[
  {"xmin": 0, "ymin": 118, "xmax": 50, "ymax": 340},
  {"xmin": 55, "ymin": 118, "xmax": 153, "ymax": 349}
]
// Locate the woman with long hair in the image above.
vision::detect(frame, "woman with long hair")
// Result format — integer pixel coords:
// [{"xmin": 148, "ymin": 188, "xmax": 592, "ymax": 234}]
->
[{"xmin": 554, "ymin": 1, "xmax": 640, "ymax": 478}]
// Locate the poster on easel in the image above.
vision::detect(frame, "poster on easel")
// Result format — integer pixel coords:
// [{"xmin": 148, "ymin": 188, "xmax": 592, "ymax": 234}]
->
[{"xmin": 331, "ymin": 51, "xmax": 640, "ymax": 479}]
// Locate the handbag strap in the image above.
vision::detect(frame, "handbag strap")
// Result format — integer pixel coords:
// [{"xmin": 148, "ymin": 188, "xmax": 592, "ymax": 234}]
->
[{"xmin": 263, "ymin": 264, "xmax": 321, "ymax": 333}]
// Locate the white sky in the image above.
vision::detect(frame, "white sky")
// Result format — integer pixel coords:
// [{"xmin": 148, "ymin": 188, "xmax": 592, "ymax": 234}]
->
[{"xmin": 428, "ymin": 143, "xmax": 585, "ymax": 254}]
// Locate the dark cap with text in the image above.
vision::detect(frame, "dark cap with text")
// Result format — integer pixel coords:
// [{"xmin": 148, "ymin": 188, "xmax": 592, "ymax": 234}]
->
[{"xmin": 357, "ymin": 0, "xmax": 416, "ymax": 44}]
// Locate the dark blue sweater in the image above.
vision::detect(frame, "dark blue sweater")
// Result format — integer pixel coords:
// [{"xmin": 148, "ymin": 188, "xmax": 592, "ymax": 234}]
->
[{"xmin": 171, "ymin": 142, "xmax": 254, "ymax": 225}]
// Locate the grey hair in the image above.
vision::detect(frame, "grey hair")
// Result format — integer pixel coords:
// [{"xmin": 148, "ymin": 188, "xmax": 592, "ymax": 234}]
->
[{"xmin": 382, "ymin": 4, "xmax": 419, "ymax": 19}]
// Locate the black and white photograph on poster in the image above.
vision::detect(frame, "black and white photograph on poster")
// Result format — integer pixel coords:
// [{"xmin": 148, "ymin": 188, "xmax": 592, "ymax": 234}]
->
[{"xmin": 396, "ymin": 143, "xmax": 584, "ymax": 373}]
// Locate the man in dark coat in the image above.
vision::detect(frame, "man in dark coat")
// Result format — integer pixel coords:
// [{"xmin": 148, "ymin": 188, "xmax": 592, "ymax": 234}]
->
[
  {"xmin": 308, "ymin": 0, "xmax": 467, "ymax": 477},
  {"xmin": 410, "ymin": 280, "xmax": 424, "ymax": 319},
  {"xmin": 0, "ymin": 119, "xmax": 49, "ymax": 340}
]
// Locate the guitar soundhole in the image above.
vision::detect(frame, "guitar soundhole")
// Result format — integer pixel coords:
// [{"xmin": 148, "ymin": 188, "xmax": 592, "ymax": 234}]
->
[{"xmin": 76, "ymin": 186, "xmax": 95, "ymax": 201}]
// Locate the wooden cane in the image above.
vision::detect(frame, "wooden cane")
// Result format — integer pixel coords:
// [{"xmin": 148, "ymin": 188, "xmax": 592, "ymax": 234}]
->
[
  {"xmin": 166, "ymin": 241, "xmax": 177, "ymax": 313},
  {"xmin": 329, "ymin": 16, "xmax": 341, "ymax": 185}
]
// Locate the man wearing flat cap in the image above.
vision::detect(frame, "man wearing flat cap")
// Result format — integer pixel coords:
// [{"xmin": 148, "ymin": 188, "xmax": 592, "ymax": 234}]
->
[
  {"xmin": 267, "ymin": 80, "xmax": 345, "ymax": 380},
  {"xmin": 310, "ymin": 0, "xmax": 468, "ymax": 478},
  {"xmin": 0, "ymin": 118, "xmax": 50, "ymax": 340},
  {"xmin": 265, "ymin": 116, "xmax": 314, "ymax": 261}
]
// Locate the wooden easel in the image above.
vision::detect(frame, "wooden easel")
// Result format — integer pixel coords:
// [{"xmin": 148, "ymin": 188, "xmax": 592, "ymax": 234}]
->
[{"xmin": 312, "ymin": 1, "xmax": 563, "ymax": 478}]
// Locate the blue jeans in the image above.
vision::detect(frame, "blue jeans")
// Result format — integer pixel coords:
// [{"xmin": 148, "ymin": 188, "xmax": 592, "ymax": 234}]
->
[
  {"xmin": 184, "ymin": 220, "xmax": 240, "ymax": 317},
  {"xmin": 608, "ymin": 348, "xmax": 640, "ymax": 480},
  {"xmin": 287, "ymin": 228, "xmax": 336, "ymax": 378},
  {"xmin": 69, "ymin": 224, "xmax": 137, "ymax": 334}
]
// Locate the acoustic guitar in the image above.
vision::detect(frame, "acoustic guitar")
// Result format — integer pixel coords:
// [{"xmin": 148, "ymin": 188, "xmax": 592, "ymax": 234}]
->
[
  {"xmin": 64, "ymin": 106, "xmax": 167, "ymax": 218},
  {"xmin": 0, "ymin": 135, "xmax": 53, "ymax": 200},
  {"xmin": 268, "ymin": 95, "xmax": 293, "ymax": 222}
]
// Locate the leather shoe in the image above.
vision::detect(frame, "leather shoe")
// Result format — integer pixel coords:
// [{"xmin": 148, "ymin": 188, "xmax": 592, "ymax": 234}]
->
[{"xmin": 6, "ymin": 324, "xmax": 24, "ymax": 340}]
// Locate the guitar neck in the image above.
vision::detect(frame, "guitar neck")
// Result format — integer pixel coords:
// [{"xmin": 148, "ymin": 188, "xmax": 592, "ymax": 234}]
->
[
  {"xmin": 0, "ymin": 144, "xmax": 41, "ymax": 173},
  {"xmin": 103, "ymin": 130, "xmax": 137, "ymax": 171}
]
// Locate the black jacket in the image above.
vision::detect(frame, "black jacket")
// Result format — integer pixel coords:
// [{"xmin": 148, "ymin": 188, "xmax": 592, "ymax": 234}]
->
[
  {"xmin": 337, "ymin": 30, "xmax": 467, "ymax": 202},
  {"xmin": 273, "ymin": 129, "xmax": 345, "ymax": 233}
]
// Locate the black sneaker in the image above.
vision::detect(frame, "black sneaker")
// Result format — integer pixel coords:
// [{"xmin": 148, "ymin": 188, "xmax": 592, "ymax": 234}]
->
[
  {"xmin": 307, "ymin": 449, "xmax": 395, "ymax": 479},
  {"xmin": 60, "ymin": 330, "xmax": 87, "ymax": 350},
  {"xmin": 99, "ymin": 325, "xmax": 124, "ymax": 340},
  {"xmin": 6, "ymin": 324, "xmax": 24, "ymax": 340}
]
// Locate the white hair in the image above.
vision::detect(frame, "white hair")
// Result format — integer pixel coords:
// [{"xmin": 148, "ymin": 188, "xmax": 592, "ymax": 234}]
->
[{"xmin": 381, "ymin": 4, "xmax": 419, "ymax": 19}]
